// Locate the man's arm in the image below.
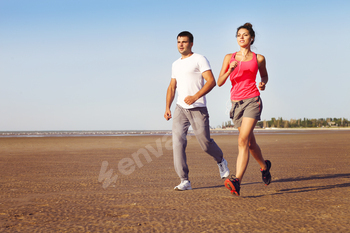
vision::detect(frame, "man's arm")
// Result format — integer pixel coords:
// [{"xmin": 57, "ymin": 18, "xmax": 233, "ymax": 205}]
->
[
  {"xmin": 164, "ymin": 78, "xmax": 177, "ymax": 121},
  {"xmin": 184, "ymin": 70, "xmax": 216, "ymax": 105}
]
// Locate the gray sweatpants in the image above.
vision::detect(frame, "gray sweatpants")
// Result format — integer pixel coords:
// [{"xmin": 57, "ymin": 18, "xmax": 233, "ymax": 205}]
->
[{"xmin": 172, "ymin": 105, "xmax": 223, "ymax": 181}]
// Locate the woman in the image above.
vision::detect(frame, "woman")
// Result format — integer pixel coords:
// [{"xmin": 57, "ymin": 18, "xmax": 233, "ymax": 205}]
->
[{"xmin": 217, "ymin": 23, "xmax": 271, "ymax": 196}]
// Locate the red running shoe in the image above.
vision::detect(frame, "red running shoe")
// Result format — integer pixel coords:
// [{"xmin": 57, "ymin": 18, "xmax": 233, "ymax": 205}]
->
[{"xmin": 224, "ymin": 176, "xmax": 240, "ymax": 196}]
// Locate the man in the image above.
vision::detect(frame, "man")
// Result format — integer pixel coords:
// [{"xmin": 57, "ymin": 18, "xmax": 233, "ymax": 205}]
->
[{"xmin": 164, "ymin": 31, "xmax": 229, "ymax": 191}]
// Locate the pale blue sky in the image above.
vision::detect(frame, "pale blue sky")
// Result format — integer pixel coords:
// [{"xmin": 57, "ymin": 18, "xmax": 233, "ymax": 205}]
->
[{"xmin": 1, "ymin": 0, "xmax": 349, "ymax": 131}]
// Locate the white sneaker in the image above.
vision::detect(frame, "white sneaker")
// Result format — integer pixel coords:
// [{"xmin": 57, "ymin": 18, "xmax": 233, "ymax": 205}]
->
[
  {"xmin": 218, "ymin": 158, "xmax": 230, "ymax": 179},
  {"xmin": 174, "ymin": 180, "xmax": 192, "ymax": 191}
]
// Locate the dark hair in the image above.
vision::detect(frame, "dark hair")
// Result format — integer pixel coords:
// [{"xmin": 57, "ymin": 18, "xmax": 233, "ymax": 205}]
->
[
  {"xmin": 177, "ymin": 31, "xmax": 194, "ymax": 43},
  {"xmin": 236, "ymin": 23, "xmax": 255, "ymax": 45}
]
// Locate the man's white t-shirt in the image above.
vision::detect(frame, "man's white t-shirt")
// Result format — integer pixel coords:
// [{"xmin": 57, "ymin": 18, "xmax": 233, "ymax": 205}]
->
[{"xmin": 171, "ymin": 53, "xmax": 211, "ymax": 109}]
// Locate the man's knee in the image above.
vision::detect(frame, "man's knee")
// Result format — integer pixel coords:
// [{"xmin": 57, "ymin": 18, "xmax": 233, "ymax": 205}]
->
[
  {"xmin": 199, "ymin": 138, "xmax": 215, "ymax": 153},
  {"xmin": 172, "ymin": 137, "xmax": 186, "ymax": 149},
  {"xmin": 201, "ymin": 142, "xmax": 210, "ymax": 153},
  {"xmin": 172, "ymin": 129, "xmax": 187, "ymax": 143}
]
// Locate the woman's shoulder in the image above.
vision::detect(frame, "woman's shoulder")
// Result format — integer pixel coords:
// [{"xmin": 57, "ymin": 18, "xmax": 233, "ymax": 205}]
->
[
  {"xmin": 224, "ymin": 53, "xmax": 235, "ymax": 60},
  {"xmin": 256, "ymin": 53, "xmax": 266, "ymax": 63}
]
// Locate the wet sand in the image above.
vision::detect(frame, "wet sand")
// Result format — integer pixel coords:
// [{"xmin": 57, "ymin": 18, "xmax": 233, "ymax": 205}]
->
[{"xmin": 1, "ymin": 130, "xmax": 350, "ymax": 232}]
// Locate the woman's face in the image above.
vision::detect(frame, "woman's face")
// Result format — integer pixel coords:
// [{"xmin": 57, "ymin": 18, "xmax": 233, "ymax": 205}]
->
[{"xmin": 236, "ymin": 28, "xmax": 253, "ymax": 47}]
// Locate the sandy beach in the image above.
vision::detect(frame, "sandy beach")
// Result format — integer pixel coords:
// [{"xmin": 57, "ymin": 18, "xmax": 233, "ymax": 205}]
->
[{"xmin": 1, "ymin": 130, "xmax": 349, "ymax": 232}]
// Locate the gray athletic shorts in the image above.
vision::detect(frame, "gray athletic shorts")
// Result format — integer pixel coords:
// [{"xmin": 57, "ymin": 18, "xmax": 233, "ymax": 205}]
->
[{"xmin": 229, "ymin": 96, "xmax": 263, "ymax": 128}]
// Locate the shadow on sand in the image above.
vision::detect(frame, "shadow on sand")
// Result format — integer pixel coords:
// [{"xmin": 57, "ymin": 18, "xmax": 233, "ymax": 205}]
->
[
  {"xmin": 245, "ymin": 173, "xmax": 350, "ymax": 198},
  {"xmin": 193, "ymin": 185, "xmax": 224, "ymax": 190},
  {"xmin": 193, "ymin": 181, "xmax": 261, "ymax": 190},
  {"xmin": 192, "ymin": 174, "xmax": 350, "ymax": 194},
  {"xmin": 277, "ymin": 182, "xmax": 350, "ymax": 194},
  {"xmin": 273, "ymin": 173, "xmax": 350, "ymax": 183}
]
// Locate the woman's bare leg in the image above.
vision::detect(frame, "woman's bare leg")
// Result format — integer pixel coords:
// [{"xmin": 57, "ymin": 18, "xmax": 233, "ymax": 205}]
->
[
  {"xmin": 249, "ymin": 133, "xmax": 267, "ymax": 170},
  {"xmin": 236, "ymin": 117, "xmax": 257, "ymax": 184}
]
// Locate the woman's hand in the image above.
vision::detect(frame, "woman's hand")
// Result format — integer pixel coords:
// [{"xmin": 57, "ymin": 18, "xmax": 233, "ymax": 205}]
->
[
  {"xmin": 258, "ymin": 82, "xmax": 266, "ymax": 91},
  {"xmin": 228, "ymin": 61, "xmax": 238, "ymax": 73},
  {"xmin": 218, "ymin": 54, "xmax": 237, "ymax": 87},
  {"xmin": 257, "ymin": 54, "xmax": 268, "ymax": 90}
]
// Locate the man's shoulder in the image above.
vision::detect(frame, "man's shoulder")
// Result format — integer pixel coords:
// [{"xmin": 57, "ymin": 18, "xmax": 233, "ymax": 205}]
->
[
  {"xmin": 194, "ymin": 53, "xmax": 210, "ymax": 61},
  {"xmin": 172, "ymin": 53, "xmax": 209, "ymax": 67},
  {"xmin": 192, "ymin": 53, "xmax": 205, "ymax": 59},
  {"xmin": 172, "ymin": 57, "xmax": 182, "ymax": 66},
  {"xmin": 193, "ymin": 53, "xmax": 210, "ymax": 69}
]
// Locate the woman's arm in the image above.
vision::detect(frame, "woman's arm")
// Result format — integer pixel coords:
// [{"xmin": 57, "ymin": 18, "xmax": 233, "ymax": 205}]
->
[
  {"xmin": 217, "ymin": 54, "xmax": 237, "ymax": 87},
  {"xmin": 257, "ymin": 54, "xmax": 268, "ymax": 91}
]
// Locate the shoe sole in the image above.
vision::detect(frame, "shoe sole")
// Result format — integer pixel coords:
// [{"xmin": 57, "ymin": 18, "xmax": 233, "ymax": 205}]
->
[
  {"xmin": 221, "ymin": 172, "xmax": 230, "ymax": 179},
  {"xmin": 264, "ymin": 178, "xmax": 271, "ymax": 185},
  {"xmin": 174, "ymin": 187, "xmax": 192, "ymax": 191},
  {"xmin": 263, "ymin": 160, "xmax": 271, "ymax": 185},
  {"xmin": 224, "ymin": 179, "xmax": 239, "ymax": 196}
]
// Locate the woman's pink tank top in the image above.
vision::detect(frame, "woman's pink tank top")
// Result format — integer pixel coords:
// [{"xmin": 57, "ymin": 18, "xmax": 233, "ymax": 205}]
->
[{"xmin": 229, "ymin": 52, "xmax": 260, "ymax": 100}]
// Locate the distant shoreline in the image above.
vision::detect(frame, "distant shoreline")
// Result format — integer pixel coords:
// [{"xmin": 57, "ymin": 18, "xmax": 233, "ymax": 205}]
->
[
  {"xmin": 1, "ymin": 127, "xmax": 349, "ymax": 138},
  {"xmin": 215, "ymin": 127, "xmax": 350, "ymax": 131}
]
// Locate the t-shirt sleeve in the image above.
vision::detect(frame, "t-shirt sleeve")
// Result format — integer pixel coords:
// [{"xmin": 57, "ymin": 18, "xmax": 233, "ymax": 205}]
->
[{"xmin": 198, "ymin": 55, "xmax": 211, "ymax": 73}]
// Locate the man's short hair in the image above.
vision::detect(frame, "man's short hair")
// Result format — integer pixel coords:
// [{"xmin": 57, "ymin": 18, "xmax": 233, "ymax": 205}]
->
[{"xmin": 177, "ymin": 31, "xmax": 194, "ymax": 43}]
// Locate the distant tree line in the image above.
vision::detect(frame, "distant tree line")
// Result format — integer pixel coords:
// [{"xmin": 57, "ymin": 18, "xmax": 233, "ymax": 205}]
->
[{"xmin": 220, "ymin": 117, "xmax": 349, "ymax": 129}]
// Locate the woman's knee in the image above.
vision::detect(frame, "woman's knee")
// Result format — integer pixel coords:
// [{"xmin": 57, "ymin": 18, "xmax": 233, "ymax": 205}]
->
[{"xmin": 238, "ymin": 136, "xmax": 249, "ymax": 148}]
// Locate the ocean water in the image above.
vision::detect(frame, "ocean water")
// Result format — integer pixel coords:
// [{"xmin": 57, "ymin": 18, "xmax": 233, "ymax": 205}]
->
[
  {"xmin": 0, "ymin": 130, "xmax": 241, "ymax": 138},
  {"xmin": 0, "ymin": 129, "xmax": 311, "ymax": 138},
  {"xmin": 0, "ymin": 130, "xmax": 173, "ymax": 138}
]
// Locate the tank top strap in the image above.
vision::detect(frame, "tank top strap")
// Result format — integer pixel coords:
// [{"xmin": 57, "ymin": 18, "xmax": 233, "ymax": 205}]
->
[
  {"xmin": 230, "ymin": 52, "xmax": 257, "ymax": 63},
  {"xmin": 230, "ymin": 52, "xmax": 237, "ymax": 63},
  {"xmin": 252, "ymin": 52, "xmax": 258, "ymax": 66},
  {"xmin": 252, "ymin": 52, "xmax": 257, "ymax": 60}
]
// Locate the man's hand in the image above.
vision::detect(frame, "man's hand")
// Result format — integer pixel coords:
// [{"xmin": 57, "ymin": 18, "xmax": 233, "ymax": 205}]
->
[
  {"xmin": 184, "ymin": 95, "xmax": 198, "ymax": 106},
  {"xmin": 164, "ymin": 78, "xmax": 176, "ymax": 121},
  {"xmin": 164, "ymin": 109, "xmax": 172, "ymax": 121},
  {"xmin": 259, "ymin": 82, "xmax": 266, "ymax": 91}
]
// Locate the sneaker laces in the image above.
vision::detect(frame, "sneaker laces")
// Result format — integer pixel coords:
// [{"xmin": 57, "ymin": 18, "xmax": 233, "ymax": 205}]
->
[
  {"xmin": 229, "ymin": 174, "xmax": 237, "ymax": 181},
  {"xmin": 261, "ymin": 163, "xmax": 270, "ymax": 174},
  {"xmin": 218, "ymin": 163, "xmax": 225, "ymax": 172}
]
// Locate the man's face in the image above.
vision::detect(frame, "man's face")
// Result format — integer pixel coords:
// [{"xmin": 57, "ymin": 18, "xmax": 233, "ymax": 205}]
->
[{"xmin": 177, "ymin": 36, "xmax": 193, "ymax": 56}]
